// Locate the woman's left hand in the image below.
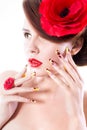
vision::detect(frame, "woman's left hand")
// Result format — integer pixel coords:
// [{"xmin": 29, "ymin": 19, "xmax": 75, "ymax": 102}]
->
[{"xmin": 46, "ymin": 49, "xmax": 86, "ymax": 129}]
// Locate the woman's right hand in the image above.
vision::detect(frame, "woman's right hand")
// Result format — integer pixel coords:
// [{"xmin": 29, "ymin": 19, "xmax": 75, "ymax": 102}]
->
[{"xmin": 0, "ymin": 66, "xmax": 35, "ymax": 128}]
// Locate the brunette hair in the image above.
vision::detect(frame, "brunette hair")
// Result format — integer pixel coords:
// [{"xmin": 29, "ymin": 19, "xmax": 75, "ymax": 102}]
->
[{"xmin": 23, "ymin": 0, "xmax": 87, "ymax": 66}]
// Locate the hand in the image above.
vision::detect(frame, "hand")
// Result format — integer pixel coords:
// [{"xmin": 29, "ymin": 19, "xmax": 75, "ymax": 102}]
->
[
  {"xmin": 46, "ymin": 49, "xmax": 86, "ymax": 129},
  {"xmin": 0, "ymin": 66, "xmax": 35, "ymax": 128}
]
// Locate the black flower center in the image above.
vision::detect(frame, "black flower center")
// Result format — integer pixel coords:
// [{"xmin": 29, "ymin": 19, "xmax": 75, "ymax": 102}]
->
[{"xmin": 60, "ymin": 8, "xmax": 69, "ymax": 18}]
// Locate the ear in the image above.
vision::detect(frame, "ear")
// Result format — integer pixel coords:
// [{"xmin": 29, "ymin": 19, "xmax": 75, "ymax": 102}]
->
[{"xmin": 71, "ymin": 37, "xmax": 84, "ymax": 55}]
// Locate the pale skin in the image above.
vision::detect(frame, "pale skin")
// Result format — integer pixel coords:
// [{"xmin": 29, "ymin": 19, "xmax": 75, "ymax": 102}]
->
[{"xmin": 0, "ymin": 18, "xmax": 87, "ymax": 130}]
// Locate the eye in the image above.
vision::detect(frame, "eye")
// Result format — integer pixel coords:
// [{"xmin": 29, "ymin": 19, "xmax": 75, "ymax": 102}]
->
[{"xmin": 23, "ymin": 32, "xmax": 32, "ymax": 39}]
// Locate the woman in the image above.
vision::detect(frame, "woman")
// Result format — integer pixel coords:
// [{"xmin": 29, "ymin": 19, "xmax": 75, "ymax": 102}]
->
[{"xmin": 0, "ymin": 0, "xmax": 87, "ymax": 129}]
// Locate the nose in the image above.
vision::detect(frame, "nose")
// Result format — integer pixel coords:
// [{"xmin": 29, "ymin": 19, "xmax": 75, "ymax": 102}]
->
[
  {"xmin": 24, "ymin": 39, "xmax": 39, "ymax": 55},
  {"xmin": 25, "ymin": 45, "xmax": 39, "ymax": 55},
  {"xmin": 29, "ymin": 47, "xmax": 39, "ymax": 54}
]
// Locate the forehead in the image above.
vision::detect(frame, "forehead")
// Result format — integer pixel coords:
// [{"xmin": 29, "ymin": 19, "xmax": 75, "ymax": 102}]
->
[{"xmin": 23, "ymin": 18, "xmax": 34, "ymax": 30}]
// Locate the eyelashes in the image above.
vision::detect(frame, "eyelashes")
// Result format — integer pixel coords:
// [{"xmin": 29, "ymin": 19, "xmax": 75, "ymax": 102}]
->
[{"xmin": 23, "ymin": 32, "xmax": 32, "ymax": 39}]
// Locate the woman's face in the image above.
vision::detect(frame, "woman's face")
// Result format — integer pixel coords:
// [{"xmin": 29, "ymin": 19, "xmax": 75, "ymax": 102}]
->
[{"xmin": 23, "ymin": 18, "xmax": 73, "ymax": 77}]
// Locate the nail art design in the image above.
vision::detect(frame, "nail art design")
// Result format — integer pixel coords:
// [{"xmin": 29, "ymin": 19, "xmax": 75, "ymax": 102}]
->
[
  {"xmin": 65, "ymin": 47, "xmax": 69, "ymax": 53},
  {"xmin": 22, "ymin": 73, "xmax": 26, "ymax": 78},
  {"xmin": 55, "ymin": 50, "xmax": 60, "ymax": 55},
  {"xmin": 56, "ymin": 50, "xmax": 62, "ymax": 58},
  {"xmin": 30, "ymin": 99, "xmax": 37, "ymax": 103},
  {"xmin": 33, "ymin": 87, "xmax": 39, "ymax": 92},
  {"xmin": 49, "ymin": 58, "xmax": 54, "ymax": 65},
  {"xmin": 31, "ymin": 72, "xmax": 36, "ymax": 77},
  {"xmin": 21, "ymin": 65, "xmax": 28, "ymax": 78},
  {"xmin": 46, "ymin": 68, "xmax": 52, "ymax": 75}
]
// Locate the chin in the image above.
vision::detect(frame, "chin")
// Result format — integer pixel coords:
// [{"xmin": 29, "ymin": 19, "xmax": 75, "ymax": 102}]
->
[
  {"xmin": 36, "ymin": 70, "xmax": 48, "ymax": 77},
  {"xmin": 33, "ymin": 68, "xmax": 48, "ymax": 77}
]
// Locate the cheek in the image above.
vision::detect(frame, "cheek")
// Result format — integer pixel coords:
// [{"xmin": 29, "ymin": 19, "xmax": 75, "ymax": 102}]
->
[
  {"xmin": 43, "ymin": 49, "xmax": 58, "ymax": 64},
  {"xmin": 44, "ymin": 47, "xmax": 60, "ymax": 64},
  {"xmin": 44, "ymin": 50, "xmax": 56, "ymax": 59},
  {"xmin": 24, "ymin": 42, "xmax": 29, "ymax": 55},
  {"xmin": 24, "ymin": 42, "xmax": 27, "ymax": 52}
]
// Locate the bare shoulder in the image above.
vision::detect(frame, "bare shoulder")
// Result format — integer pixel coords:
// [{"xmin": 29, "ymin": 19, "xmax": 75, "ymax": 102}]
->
[
  {"xmin": 83, "ymin": 90, "xmax": 87, "ymax": 125},
  {"xmin": 0, "ymin": 70, "xmax": 17, "ymax": 86}
]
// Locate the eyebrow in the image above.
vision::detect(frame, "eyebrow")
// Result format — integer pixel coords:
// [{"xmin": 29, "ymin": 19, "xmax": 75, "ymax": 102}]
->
[{"xmin": 22, "ymin": 28, "xmax": 30, "ymax": 32}]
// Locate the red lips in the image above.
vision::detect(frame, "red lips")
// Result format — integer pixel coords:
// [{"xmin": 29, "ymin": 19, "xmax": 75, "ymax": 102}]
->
[{"xmin": 28, "ymin": 58, "xmax": 42, "ymax": 67}]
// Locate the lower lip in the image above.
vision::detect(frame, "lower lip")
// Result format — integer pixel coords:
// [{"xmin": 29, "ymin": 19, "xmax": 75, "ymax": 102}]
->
[{"xmin": 28, "ymin": 59, "xmax": 42, "ymax": 68}]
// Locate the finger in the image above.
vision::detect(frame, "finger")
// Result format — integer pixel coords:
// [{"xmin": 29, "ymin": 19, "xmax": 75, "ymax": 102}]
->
[
  {"xmin": 2, "ymin": 86, "xmax": 37, "ymax": 95},
  {"xmin": 57, "ymin": 51, "xmax": 83, "ymax": 87},
  {"xmin": 65, "ymin": 50, "xmax": 83, "ymax": 87},
  {"xmin": 14, "ymin": 72, "xmax": 34, "ymax": 87},
  {"xmin": 3, "ymin": 95, "xmax": 30, "ymax": 103},
  {"xmin": 46, "ymin": 68, "xmax": 67, "ymax": 88},
  {"xmin": 15, "ymin": 65, "xmax": 28, "ymax": 79},
  {"xmin": 14, "ymin": 72, "xmax": 36, "ymax": 87},
  {"xmin": 14, "ymin": 76, "xmax": 31, "ymax": 87},
  {"xmin": 66, "ymin": 49, "xmax": 83, "ymax": 81},
  {"xmin": 49, "ymin": 60, "xmax": 75, "ymax": 88}
]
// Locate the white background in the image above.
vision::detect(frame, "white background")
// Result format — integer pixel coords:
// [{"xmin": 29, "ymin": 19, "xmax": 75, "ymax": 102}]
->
[
  {"xmin": 0, "ymin": 0, "xmax": 87, "ymax": 90},
  {"xmin": 0, "ymin": 0, "xmax": 25, "ymax": 72}
]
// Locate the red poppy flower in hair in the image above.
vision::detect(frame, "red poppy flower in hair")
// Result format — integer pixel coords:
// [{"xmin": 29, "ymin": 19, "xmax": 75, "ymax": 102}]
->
[
  {"xmin": 39, "ymin": 0, "xmax": 87, "ymax": 37},
  {"xmin": 4, "ymin": 77, "xmax": 15, "ymax": 90}
]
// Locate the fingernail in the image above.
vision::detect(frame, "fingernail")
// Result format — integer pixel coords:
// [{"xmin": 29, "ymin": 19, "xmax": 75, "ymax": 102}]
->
[
  {"xmin": 49, "ymin": 59, "xmax": 54, "ymax": 65},
  {"xmin": 30, "ymin": 99, "xmax": 37, "ymax": 103},
  {"xmin": 63, "ymin": 66, "xmax": 67, "ymax": 71},
  {"xmin": 55, "ymin": 50, "xmax": 60, "ymax": 55},
  {"xmin": 58, "ymin": 54, "xmax": 62, "ymax": 58},
  {"xmin": 46, "ymin": 68, "xmax": 51, "ymax": 75},
  {"xmin": 31, "ymin": 72, "xmax": 36, "ymax": 77},
  {"xmin": 33, "ymin": 87, "xmax": 39, "ymax": 92},
  {"xmin": 56, "ymin": 50, "xmax": 62, "ymax": 58},
  {"xmin": 65, "ymin": 47, "xmax": 69, "ymax": 53},
  {"xmin": 22, "ymin": 73, "xmax": 26, "ymax": 78},
  {"xmin": 46, "ymin": 68, "xmax": 54, "ymax": 79}
]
